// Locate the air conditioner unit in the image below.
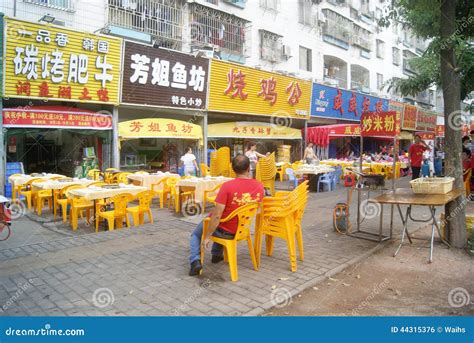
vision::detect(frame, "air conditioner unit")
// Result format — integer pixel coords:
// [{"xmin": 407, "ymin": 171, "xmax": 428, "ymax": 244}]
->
[{"xmin": 282, "ymin": 45, "xmax": 292, "ymax": 58}]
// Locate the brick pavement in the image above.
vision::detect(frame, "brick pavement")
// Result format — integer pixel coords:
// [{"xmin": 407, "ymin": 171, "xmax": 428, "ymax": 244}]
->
[{"xmin": 0, "ymin": 178, "xmax": 441, "ymax": 316}]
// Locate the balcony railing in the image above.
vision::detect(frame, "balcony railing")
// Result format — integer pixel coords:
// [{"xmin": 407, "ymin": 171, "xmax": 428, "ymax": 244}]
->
[
  {"xmin": 190, "ymin": 4, "xmax": 248, "ymax": 56},
  {"xmin": 107, "ymin": 0, "xmax": 184, "ymax": 50}
]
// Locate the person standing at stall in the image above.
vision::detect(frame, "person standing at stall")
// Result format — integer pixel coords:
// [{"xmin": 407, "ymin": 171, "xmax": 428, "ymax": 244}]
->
[
  {"xmin": 245, "ymin": 142, "xmax": 269, "ymax": 178},
  {"xmin": 180, "ymin": 147, "xmax": 200, "ymax": 176},
  {"xmin": 303, "ymin": 142, "xmax": 319, "ymax": 164},
  {"xmin": 408, "ymin": 135, "xmax": 430, "ymax": 179}
]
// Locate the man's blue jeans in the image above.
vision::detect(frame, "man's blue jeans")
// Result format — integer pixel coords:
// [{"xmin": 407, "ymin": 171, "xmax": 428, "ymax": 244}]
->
[{"xmin": 189, "ymin": 221, "xmax": 227, "ymax": 264}]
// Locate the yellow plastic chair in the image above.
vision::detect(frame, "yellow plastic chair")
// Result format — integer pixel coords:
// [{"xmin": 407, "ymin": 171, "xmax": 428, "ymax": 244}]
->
[
  {"xmin": 56, "ymin": 185, "xmax": 85, "ymax": 221},
  {"xmin": 134, "ymin": 171, "xmax": 149, "ymax": 175},
  {"xmin": 255, "ymin": 181, "xmax": 309, "ymax": 272},
  {"xmin": 19, "ymin": 178, "xmax": 46, "ymax": 210},
  {"xmin": 256, "ymin": 152, "xmax": 277, "ymax": 196},
  {"xmin": 202, "ymin": 183, "xmax": 223, "ymax": 210},
  {"xmin": 87, "ymin": 182, "xmax": 107, "ymax": 187},
  {"xmin": 70, "ymin": 196, "xmax": 94, "ymax": 231},
  {"xmin": 151, "ymin": 177, "xmax": 170, "ymax": 208},
  {"xmin": 96, "ymin": 193, "xmax": 133, "ymax": 232},
  {"xmin": 36, "ymin": 189, "xmax": 53, "ymax": 216},
  {"xmin": 9, "ymin": 173, "xmax": 23, "ymax": 201},
  {"xmin": 165, "ymin": 176, "xmax": 181, "ymax": 211},
  {"xmin": 87, "ymin": 169, "xmax": 101, "ymax": 180},
  {"xmin": 276, "ymin": 163, "xmax": 291, "ymax": 182},
  {"xmin": 201, "ymin": 203, "xmax": 260, "ymax": 282},
  {"xmin": 200, "ymin": 164, "xmax": 210, "ymax": 177},
  {"xmin": 127, "ymin": 190, "xmax": 155, "ymax": 226}
]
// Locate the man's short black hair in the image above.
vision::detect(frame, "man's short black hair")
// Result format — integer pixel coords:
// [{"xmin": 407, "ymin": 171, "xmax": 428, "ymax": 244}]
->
[
  {"xmin": 232, "ymin": 154, "xmax": 250, "ymax": 174},
  {"xmin": 470, "ymin": 130, "xmax": 474, "ymax": 135},
  {"xmin": 462, "ymin": 135, "xmax": 470, "ymax": 143}
]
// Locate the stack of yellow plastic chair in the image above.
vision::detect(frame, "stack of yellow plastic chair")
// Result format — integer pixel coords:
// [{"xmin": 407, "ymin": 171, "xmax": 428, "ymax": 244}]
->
[
  {"xmin": 96, "ymin": 193, "xmax": 134, "ymax": 232},
  {"xmin": 228, "ymin": 163, "xmax": 236, "ymax": 178},
  {"xmin": 200, "ymin": 203, "xmax": 259, "ymax": 282},
  {"xmin": 256, "ymin": 152, "xmax": 277, "ymax": 196},
  {"xmin": 255, "ymin": 181, "xmax": 309, "ymax": 272},
  {"xmin": 210, "ymin": 151, "xmax": 218, "ymax": 177},
  {"xmin": 216, "ymin": 147, "xmax": 231, "ymax": 177},
  {"xmin": 127, "ymin": 190, "xmax": 155, "ymax": 226}
]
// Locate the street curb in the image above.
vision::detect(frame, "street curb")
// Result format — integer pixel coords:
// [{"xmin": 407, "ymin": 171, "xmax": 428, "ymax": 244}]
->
[{"xmin": 242, "ymin": 241, "xmax": 388, "ymax": 317}]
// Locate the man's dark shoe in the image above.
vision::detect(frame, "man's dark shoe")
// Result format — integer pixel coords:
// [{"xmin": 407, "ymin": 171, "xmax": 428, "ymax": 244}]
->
[
  {"xmin": 189, "ymin": 260, "xmax": 202, "ymax": 276},
  {"xmin": 211, "ymin": 255, "xmax": 224, "ymax": 264}
]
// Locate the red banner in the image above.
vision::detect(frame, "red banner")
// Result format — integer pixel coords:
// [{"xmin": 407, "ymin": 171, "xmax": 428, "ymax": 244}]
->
[
  {"xmin": 2, "ymin": 108, "xmax": 112, "ymax": 130},
  {"xmin": 361, "ymin": 111, "xmax": 401, "ymax": 137},
  {"xmin": 435, "ymin": 124, "xmax": 470, "ymax": 137},
  {"xmin": 402, "ymin": 104, "xmax": 417, "ymax": 131}
]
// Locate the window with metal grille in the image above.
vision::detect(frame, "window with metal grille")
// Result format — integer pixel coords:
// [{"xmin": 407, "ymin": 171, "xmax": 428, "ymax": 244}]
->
[
  {"xmin": 322, "ymin": 9, "xmax": 352, "ymax": 45},
  {"xmin": 299, "ymin": 46, "xmax": 312, "ymax": 72},
  {"xmin": 298, "ymin": 0, "xmax": 315, "ymax": 26},
  {"xmin": 107, "ymin": 0, "xmax": 184, "ymax": 50},
  {"xmin": 190, "ymin": 4, "xmax": 248, "ymax": 56},
  {"xmin": 260, "ymin": 0, "xmax": 279, "ymax": 12},
  {"xmin": 25, "ymin": 0, "xmax": 75, "ymax": 12},
  {"xmin": 377, "ymin": 73, "xmax": 384, "ymax": 90},
  {"xmin": 376, "ymin": 39, "xmax": 385, "ymax": 58},
  {"xmin": 392, "ymin": 47, "xmax": 400, "ymax": 65},
  {"xmin": 259, "ymin": 30, "xmax": 282, "ymax": 62}
]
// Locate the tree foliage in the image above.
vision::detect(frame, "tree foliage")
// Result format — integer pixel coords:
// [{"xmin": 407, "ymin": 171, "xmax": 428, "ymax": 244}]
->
[{"xmin": 381, "ymin": 0, "xmax": 474, "ymax": 101}]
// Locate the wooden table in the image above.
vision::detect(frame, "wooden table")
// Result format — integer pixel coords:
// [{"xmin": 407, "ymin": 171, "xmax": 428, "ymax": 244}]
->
[{"xmin": 371, "ymin": 188, "xmax": 464, "ymax": 263}]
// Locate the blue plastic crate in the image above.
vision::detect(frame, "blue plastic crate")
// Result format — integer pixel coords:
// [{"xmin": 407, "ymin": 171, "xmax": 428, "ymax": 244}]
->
[{"xmin": 4, "ymin": 185, "xmax": 12, "ymax": 198}]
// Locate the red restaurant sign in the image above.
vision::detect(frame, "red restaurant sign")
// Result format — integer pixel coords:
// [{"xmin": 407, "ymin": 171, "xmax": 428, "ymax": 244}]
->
[
  {"xmin": 2, "ymin": 107, "xmax": 112, "ymax": 130},
  {"xmin": 361, "ymin": 111, "xmax": 401, "ymax": 137},
  {"xmin": 402, "ymin": 104, "xmax": 417, "ymax": 131},
  {"xmin": 415, "ymin": 109, "xmax": 437, "ymax": 132}
]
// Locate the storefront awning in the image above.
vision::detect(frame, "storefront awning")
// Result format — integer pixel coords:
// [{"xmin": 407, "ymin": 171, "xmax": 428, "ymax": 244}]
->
[
  {"xmin": 119, "ymin": 118, "xmax": 202, "ymax": 140},
  {"xmin": 208, "ymin": 122, "xmax": 302, "ymax": 140},
  {"xmin": 2, "ymin": 106, "xmax": 112, "ymax": 130}
]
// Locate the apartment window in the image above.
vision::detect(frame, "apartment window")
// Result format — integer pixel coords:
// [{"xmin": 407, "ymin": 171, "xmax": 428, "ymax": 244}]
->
[
  {"xmin": 260, "ymin": 30, "xmax": 282, "ymax": 62},
  {"xmin": 223, "ymin": 0, "xmax": 246, "ymax": 8},
  {"xmin": 205, "ymin": 0, "xmax": 219, "ymax": 5},
  {"xmin": 376, "ymin": 39, "xmax": 385, "ymax": 59},
  {"xmin": 392, "ymin": 47, "xmax": 400, "ymax": 66},
  {"xmin": 299, "ymin": 46, "xmax": 312, "ymax": 72},
  {"xmin": 25, "ymin": 0, "xmax": 75, "ymax": 12},
  {"xmin": 260, "ymin": 0, "xmax": 280, "ymax": 12},
  {"xmin": 298, "ymin": 0, "xmax": 315, "ymax": 26},
  {"xmin": 322, "ymin": 9, "xmax": 352, "ymax": 48},
  {"xmin": 377, "ymin": 73, "xmax": 384, "ymax": 90},
  {"xmin": 352, "ymin": 24, "xmax": 372, "ymax": 51}
]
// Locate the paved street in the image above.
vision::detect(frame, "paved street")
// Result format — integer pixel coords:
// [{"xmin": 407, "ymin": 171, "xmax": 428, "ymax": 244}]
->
[{"xmin": 0, "ymin": 178, "xmax": 453, "ymax": 316}]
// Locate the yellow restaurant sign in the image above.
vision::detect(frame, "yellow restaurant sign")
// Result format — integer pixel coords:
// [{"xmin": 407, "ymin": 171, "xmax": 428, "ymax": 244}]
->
[
  {"xmin": 208, "ymin": 122, "xmax": 302, "ymax": 140},
  {"xmin": 4, "ymin": 17, "xmax": 122, "ymax": 104},
  {"xmin": 119, "ymin": 118, "xmax": 203, "ymax": 140},
  {"xmin": 208, "ymin": 60, "xmax": 311, "ymax": 118}
]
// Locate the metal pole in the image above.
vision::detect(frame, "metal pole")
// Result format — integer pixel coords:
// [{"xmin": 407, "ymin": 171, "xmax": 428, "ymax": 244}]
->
[
  {"xmin": 0, "ymin": 13, "xmax": 5, "ymax": 195},
  {"xmin": 203, "ymin": 112, "xmax": 208, "ymax": 167},
  {"xmin": 112, "ymin": 106, "xmax": 119, "ymax": 169},
  {"xmin": 357, "ymin": 136, "xmax": 364, "ymax": 231},
  {"xmin": 304, "ymin": 120, "xmax": 307, "ymax": 151}
]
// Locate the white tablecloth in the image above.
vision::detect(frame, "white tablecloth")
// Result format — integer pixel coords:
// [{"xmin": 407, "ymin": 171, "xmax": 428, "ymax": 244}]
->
[
  {"xmin": 177, "ymin": 177, "xmax": 232, "ymax": 204},
  {"xmin": 32, "ymin": 178, "xmax": 94, "ymax": 190},
  {"xmin": 295, "ymin": 165, "xmax": 335, "ymax": 175},
  {"xmin": 8, "ymin": 174, "xmax": 65, "ymax": 188},
  {"xmin": 69, "ymin": 185, "xmax": 147, "ymax": 201},
  {"xmin": 127, "ymin": 173, "xmax": 180, "ymax": 190}
]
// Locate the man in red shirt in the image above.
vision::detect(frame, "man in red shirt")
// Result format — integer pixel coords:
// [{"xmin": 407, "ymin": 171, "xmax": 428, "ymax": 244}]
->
[
  {"xmin": 189, "ymin": 154, "xmax": 265, "ymax": 276},
  {"xmin": 408, "ymin": 134, "xmax": 430, "ymax": 179}
]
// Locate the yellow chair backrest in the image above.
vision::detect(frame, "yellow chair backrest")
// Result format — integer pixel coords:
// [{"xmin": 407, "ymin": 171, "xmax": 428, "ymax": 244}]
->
[
  {"xmin": 210, "ymin": 151, "xmax": 218, "ymax": 177},
  {"xmin": 136, "ymin": 190, "xmax": 155, "ymax": 209},
  {"xmin": 219, "ymin": 203, "xmax": 259, "ymax": 241},
  {"xmin": 60, "ymin": 184, "xmax": 84, "ymax": 198},
  {"xmin": 200, "ymin": 163, "xmax": 210, "ymax": 177},
  {"xmin": 116, "ymin": 172, "xmax": 132, "ymax": 184},
  {"xmin": 87, "ymin": 169, "xmax": 101, "ymax": 180},
  {"xmin": 166, "ymin": 176, "xmax": 180, "ymax": 189},
  {"xmin": 71, "ymin": 196, "xmax": 92, "ymax": 207},
  {"xmin": 109, "ymin": 193, "xmax": 133, "ymax": 216},
  {"xmin": 23, "ymin": 178, "xmax": 46, "ymax": 190}
]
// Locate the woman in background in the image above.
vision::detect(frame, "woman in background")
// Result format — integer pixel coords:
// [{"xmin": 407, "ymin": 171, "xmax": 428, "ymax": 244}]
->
[
  {"xmin": 180, "ymin": 147, "xmax": 199, "ymax": 176},
  {"xmin": 245, "ymin": 142, "xmax": 269, "ymax": 178}
]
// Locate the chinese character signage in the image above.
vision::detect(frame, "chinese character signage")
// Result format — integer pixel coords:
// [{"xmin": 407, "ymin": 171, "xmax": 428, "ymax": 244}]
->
[
  {"xmin": 310, "ymin": 83, "xmax": 389, "ymax": 121},
  {"xmin": 389, "ymin": 100, "xmax": 404, "ymax": 118},
  {"xmin": 415, "ymin": 109, "xmax": 437, "ymax": 132},
  {"xmin": 121, "ymin": 42, "xmax": 209, "ymax": 109},
  {"xmin": 2, "ymin": 108, "xmax": 112, "ymax": 129},
  {"xmin": 401, "ymin": 104, "xmax": 417, "ymax": 131},
  {"xmin": 208, "ymin": 60, "xmax": 311, "ymax": 118},
  {"xmin": 3, "ymin": 18, "xmax": 122, "ymax": 104},
  {"xmin": 207, "ymin": 122, "xmax": 302, "ymax": 139},
  {"xmin": 118, "ymin": 118, "xmax": 203, "ymax": 140},
  {"xmin": 361, "ymin": 111, "xmax": 401, "ymax": 137}
]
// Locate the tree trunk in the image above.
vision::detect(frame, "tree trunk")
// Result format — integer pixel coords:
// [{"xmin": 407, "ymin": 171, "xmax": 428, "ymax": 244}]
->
[{"xmin": 440, "ymin": 0, "xmax": 467, "ymax": 248}]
